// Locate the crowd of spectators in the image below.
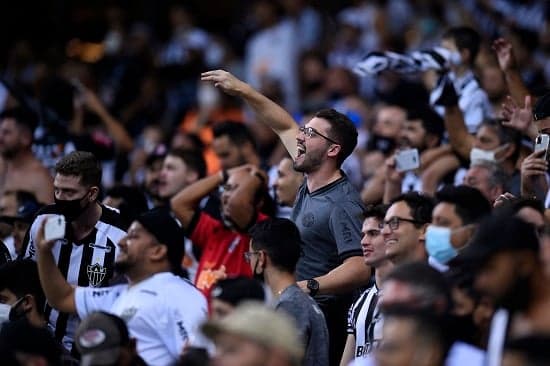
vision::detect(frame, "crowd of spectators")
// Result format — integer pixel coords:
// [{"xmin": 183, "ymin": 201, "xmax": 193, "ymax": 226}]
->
[{"xmin": 0, "ymin": 0, "xmax": 549, "ymax": 365}]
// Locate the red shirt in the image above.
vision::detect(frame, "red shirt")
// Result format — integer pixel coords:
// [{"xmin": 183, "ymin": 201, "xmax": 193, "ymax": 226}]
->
[{"xmin": 189, "ymin": 212, "xmax": 267, "ymax": 296}]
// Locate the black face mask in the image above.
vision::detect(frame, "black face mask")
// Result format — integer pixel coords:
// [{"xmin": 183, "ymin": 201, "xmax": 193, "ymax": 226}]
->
[
  {"xmin": 8, "ymin": 296, "xmax": 28, "ymax": 322},
  {"xmin": 252, "ymin": 257, "xmax": 264, "ymax": 282},
  {"xmin": 55, "ymin": 192, "xmax": 91, "ymax": 222},
  {"xmin": 366, "ymin": 134, "xmax": 396, "ymax": 155}
]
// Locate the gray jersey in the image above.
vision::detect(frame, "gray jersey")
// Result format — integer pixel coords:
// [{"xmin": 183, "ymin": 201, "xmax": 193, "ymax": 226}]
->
[
  {"xmin": 292, "ymin": 174, "xmax": 365, "ymax": 282},
  {"xmin": 276, "ymin": 284, "xmax": 329, "ymax": 366}
]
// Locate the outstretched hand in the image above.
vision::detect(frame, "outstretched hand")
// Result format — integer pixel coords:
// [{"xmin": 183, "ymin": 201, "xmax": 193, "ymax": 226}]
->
[
  {"xmin": 492, "ymin": 38, "xmax": 517, "ymax": 72},
  {"xmin": 501, "ymin": 95, "xmax": 535, "ymax": 136},
  {"xmin": 201, "ymin": 70, "xmax": 247, "ymax": 97}
]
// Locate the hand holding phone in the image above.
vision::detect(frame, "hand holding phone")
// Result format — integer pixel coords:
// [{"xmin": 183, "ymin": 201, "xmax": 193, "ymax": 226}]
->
[
  {"xmin": 395, "ymin": 148, "xmax": 420, "ymax": 172},
  {"xmin": 44, "ymin": 215, "xmax": 66, "ymax": 242},
  {"xmin": 534, "ymin": 134, "xmax": 550, "ymax": 161}
]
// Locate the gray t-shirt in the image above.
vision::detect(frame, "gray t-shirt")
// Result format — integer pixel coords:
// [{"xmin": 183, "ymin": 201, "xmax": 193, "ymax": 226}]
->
[
  {"xmin": 276, "ymin": 284, "xmax": 329, "ymax": 366},
  {"xmin": 292, "ymin": 174, "xmax": 365, "ymax": 281}
]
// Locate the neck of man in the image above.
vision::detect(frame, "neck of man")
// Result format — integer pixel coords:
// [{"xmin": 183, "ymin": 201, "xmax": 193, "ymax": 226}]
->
[
  {"xmin": 127, "ymin": 264, "xmax": 170, "ymax": 287},
  {"xmin": 5, "ymin": 149, "xmax": 34, "ymax": 167},
  {"xmin": 305, "ymin": 164, "xmax": 342, "ymax": 193},
  {"xmin": 27, "ymin": 310, "xmax": 47, "ymax": 329},
  {"xmin": 453, "ymin": 64, "xmax": 470, "ymax": 79},
  {"xmin": 265, "ymin": 269, "xmax": 295, "ymax": 298},
  {"xmin": 525, "ymin": 268, "xmax": 550, "ymax": 319},
  {"xmin": 374, "ymin": 260, "xmax": 393, "ymax": 287},
  {"xmin": 71, "ymin": 202, "xmax": 102, "ymax": 241}
]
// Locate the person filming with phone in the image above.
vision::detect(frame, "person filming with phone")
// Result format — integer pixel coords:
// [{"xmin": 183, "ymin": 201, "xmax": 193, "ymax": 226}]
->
[
  {"xmin": 382, "ymin": 106, "xmax": 445, "ymax": 203},
  {"xmin": 23, "ymin": 151, "xmax": 127, "ymax": 353}
]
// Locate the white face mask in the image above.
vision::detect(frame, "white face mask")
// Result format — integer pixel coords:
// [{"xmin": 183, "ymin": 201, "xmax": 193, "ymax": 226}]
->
[
  {"xmin": 0, "ymin": 303, "xmax": 11, "ymax": 327},
  {"xmin": 449, "ymin": 51, "xmax": 462, "ymax": 66},
  {"xmin": 470, "ymin": 144, "xmax": 509, "ymax": 164}
]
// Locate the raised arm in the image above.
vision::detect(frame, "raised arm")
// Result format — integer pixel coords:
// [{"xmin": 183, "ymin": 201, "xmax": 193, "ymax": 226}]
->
[
  {"xmin": 170, "ymin": 172, "xmax": 225, "ymax": 228},
  {"xmin": 35, "ymin": 218, "xmax": 76, "ymax": 313},
  {"xmin": 492, "ymin": 38, "xmax": 529, "ymax": 106},
  {"xmin": 444, "ymin": 105, "xmax": 475, "ymax": 160},
  {"xmin": 201, "ymin": 70, "xmax": 299, "ymax": 159}
]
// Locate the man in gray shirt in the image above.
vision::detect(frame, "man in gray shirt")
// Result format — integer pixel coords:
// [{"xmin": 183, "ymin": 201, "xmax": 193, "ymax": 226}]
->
[
  {"xmin": 248, "ymin": 217, "xmax": 329, "ymax": 366},
  {"xmin": 202, "ymin": 70, "xmax": 370, "ymax": 364}
]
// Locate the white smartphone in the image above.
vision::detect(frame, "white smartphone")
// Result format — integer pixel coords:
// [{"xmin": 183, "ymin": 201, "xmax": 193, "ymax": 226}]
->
[
  {"xmin": 534, "ymin": 134, "xmax": 550, "ymax": 160},
  {"xmin": 395, "ymin": 148, "xmax": 420, "ymax": 172},
  {"xmin": 44, "ymin": 215, "xmax": 66, "ymax": 242}
]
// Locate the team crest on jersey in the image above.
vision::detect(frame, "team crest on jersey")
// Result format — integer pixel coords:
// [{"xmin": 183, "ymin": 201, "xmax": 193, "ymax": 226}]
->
[{"xmin": 87, "ymin": 263, "xmax": 107, "ymax": 287}]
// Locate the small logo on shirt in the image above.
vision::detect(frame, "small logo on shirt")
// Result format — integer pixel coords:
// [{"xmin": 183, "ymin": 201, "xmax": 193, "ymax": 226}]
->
[
  {"xmin": 87, "ymin": 263, "xmax": 107, "ymax": 287},
  {"xmin": 120, "ymin": 307, "xmax": 138, "ymax": 323},
  {"xmin": 302, "ymin": 213, "xmax": 315, "ymax": 227}
]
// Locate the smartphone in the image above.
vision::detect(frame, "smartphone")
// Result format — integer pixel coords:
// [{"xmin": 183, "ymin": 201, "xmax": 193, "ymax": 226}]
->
[
  {"xmin": 70, "ymin": 77, "xmax": 85, "ymax": 94},
  {"xmin": 534, "ymin": 134, "xmax": 550, "ymax": 160},
  {"xmin": 395, "ymin": 148, "xmax": 420, "ymax": 172},
  {"xmin": 44, "ymin": 215, "xmax": 66, "ymax": 242}
]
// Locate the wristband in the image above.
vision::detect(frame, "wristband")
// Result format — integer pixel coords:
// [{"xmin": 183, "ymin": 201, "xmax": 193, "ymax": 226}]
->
[{"xmin": 221, "ymin": 170, "xmax": 229, "ymax": 183}]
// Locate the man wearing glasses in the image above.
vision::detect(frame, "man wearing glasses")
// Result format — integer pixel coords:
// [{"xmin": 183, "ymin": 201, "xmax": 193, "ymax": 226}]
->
[
  {"xmin": 201, "ymin": 70, "xmax": 369, "ymax": 365},
  {"xmin": 382, "ymin": 192, "xmax": 434, "ymax": 265}
]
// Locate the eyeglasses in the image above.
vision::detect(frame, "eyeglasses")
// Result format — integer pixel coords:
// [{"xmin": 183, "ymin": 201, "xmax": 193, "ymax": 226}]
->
[
  {"xmin": 244, "ymin": 251, "xmax": 262, "ymax": 263},
  {"xmin": 379, "ymin": 217, "xmax": 422, "ymax": 231},
  {"xmin": 298, "ymin": 126, "xmax": 340, "ymax": 145}
]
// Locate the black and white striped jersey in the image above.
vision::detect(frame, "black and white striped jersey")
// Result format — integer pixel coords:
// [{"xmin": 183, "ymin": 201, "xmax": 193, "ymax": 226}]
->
[
  {"xmin": 24, "ymin": 204, "xmax": 126, "ymax": 351},
  {"xmin": 346, "ymin": 285, "xmax": 383, "ymax": 359}
]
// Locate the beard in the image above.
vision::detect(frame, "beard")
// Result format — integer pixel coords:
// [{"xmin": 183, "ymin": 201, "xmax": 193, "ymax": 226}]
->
[
  {"xmin": 293, "ymin": 149, "xmax": 325, "ymax": 173},
  {"xmin": 113, "ymin": 259, "xmax": 132, "ymax": 274},
  {"xmin": 1, "ymin": 147, "xmax": 18, "ymax": 159}
]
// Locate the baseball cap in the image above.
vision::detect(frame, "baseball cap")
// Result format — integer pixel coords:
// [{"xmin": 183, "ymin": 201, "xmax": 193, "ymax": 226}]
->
[
  {"xmin": 210, "ymin": 277, "xmax": 266, "ymax": 305},
  {"xmin": 201, "ymin": 302, "xmax": 304, "ymax": 363},
  {"xmin": 0, "ymin": 198, "xmax": 42, "ymax": 225},
  {"xmin": 533, "ymin": 91, "xmax": 550, "ymax": 121},
  {"xmin": 0, "ymin": 318, "xmax": 62, "ymax": 365},
  {"xmin": 75, "ymin": 311, "xmax": 130, "ymax": 366},
  {"xmin": 135, "ymin": 207, "xmax": 185, "ymax": 273},
  {"xmin": 456, "ymin": 215, "xmax": 539, "ymax": 267}
]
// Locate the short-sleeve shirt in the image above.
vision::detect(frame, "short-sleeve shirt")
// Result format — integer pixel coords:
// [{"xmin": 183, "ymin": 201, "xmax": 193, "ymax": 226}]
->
[
  {"xmin": 276, "ymin": 284, "xmax": 329, "ymax": 366},
  {"xmin": 292, "ymin": 174, "xmax": 365, "ymax": 282},
  {"xmin": 75, "ymin": 272, "xmax": 208, "ymax": 366},
  {"xmin": 187, "ymin": 212, "xmax": 267, "ymax": 296}
]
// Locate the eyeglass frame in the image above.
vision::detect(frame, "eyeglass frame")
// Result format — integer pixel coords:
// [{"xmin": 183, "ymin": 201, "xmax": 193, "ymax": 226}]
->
[
  {"xmin": 298, "ymin": 126, "xmax": 340, "ymax": 145},
  {"xmin": 379, "ymin": 216, "xmax": 423, "ymax": 231},
  {"xmin": 243, "ymin": 250, "xmax": 262, "ymax": 263}
]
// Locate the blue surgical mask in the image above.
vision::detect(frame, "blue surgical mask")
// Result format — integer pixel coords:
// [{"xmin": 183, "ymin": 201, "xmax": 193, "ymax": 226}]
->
[{"xmin": 426, "ymin": 225, "xmax": 457, "ymax": 264}]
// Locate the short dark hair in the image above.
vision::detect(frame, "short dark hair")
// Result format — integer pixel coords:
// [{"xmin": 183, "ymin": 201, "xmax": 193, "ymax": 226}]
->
[
  {"xmin": 442, "ymin": 26, "xmax": 481, "ymax": 65},
  {"xmin": 384, "ymin": 261, "xmax": 452, "ymax": 314},
  {"xmin": 249, "ymin": 218, "xmax": 301, "ymax": 274},
  {"xmin": 480, "ymin": 119, "xmax": 522, "ymax": 162},
  {"xmin": 55, "ymin": 151, "xmax": 102, "ymax": 187},
  {"xmin": 364, "ymin": 204, "xmax": 388, "ymax": 221},
  {"xmin": 212, "ymin": 121, "xmax": 256, "ymax": 150},
  {"xmin": 435, "ymin": 185, "xmax": 491, "ymax": 225},
  {"xmin": 314, "ymin": 108, "xmax": 358, "ymax": 166},
  {"xmin": 0, "ymin": 107, "xmax": 38, "ymax": 133},
  {"xmin": 0, "ymin": 259, "xmax": 46, "ymax": 312},
  {"xmin": 406, "ymin": 106, "xmax": 445, "ymax": 143},
  {"xmin": 167, "ymin": 148, "xmax": 207, "ymax": 179},
  {"xmin": 390, "ymin": 192, "xmax": 434, "ymax": 227},
  {"xmin": 382, "ymin": 306, "xmax": 452, "ymax": 360}
]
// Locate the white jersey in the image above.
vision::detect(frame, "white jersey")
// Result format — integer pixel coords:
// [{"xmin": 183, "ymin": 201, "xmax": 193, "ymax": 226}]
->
[
  {"xmin": 24, "ymin": 204, "xmax": 126, "ymax": 350},
  {"xmin": 347, "ymin": 285, "xmax": 383, "ymax": 359},
  {"xmin": 75, "ymin": 271, "xmax": 208, "ymax": 366}
]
